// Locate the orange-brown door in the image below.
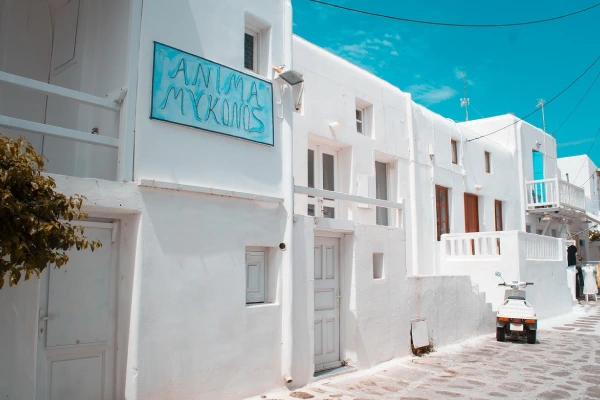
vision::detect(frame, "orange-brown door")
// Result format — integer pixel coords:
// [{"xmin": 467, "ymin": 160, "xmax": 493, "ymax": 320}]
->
[{"xmin": 464, "ymin": 193, "xmax": 480, "ymax": 233}]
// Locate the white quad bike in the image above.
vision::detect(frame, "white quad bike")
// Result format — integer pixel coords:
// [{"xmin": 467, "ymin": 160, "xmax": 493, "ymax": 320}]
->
[{"xmin": 495, "ymin": 271, "xmax": 537, "ymax": 344}]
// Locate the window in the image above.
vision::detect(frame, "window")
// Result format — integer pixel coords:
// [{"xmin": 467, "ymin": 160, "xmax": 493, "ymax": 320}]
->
[
  {"xmin": 244, "ymin": 30, "xmax": 258, "ymax": 72},
  {"xmin": 526, "ymin": 224, "xmax": 532, "ymax": 233},
  {"xmin": 307, "ymin": 144, "xmax": 337, "ymax": 218},
  {"xmin": 485, "ymin": 151, "xmax": 491, "ymax": 173},
  {"xmin": 375, "ymin": 161, "xmax": 389, "ymax": 226},
  {"xmin": 494, "ymin": 200, "xmax": 503, "ymax": 231},
  {"xmin": 356, "ymin": 108, "xmax": 364, "ymax": 134},
  {"xmin": 355, "ymin": 98, "xmax": 373, "ymax": 137},
  {"xmin": 246, "ymin": 250, "xmax": 266, "ymax": 304},
  {"xmin": 451, "ymin": 140, "xmax": 458, "ymax": 164},
  {"xmin": 435, "ymin": 185, "xmax": 450, "ymax": 241},
  {"xmin": 373, "ymin": 253, "xmax": 384, "ymax": 279}
]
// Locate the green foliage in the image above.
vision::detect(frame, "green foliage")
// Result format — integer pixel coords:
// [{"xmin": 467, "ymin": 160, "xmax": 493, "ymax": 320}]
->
[
  {"xmin": 591, "ymin": 230, "xmax": 600, "ymax": 242},
  {"xmin": 0, "ymin": 134, "xmax": 101, "ymax": 289}
]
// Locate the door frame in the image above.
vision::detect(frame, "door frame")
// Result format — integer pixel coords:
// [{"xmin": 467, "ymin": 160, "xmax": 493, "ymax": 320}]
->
[
  {"xmin": 35, "ymin": 220, "xmax": 120, "ymax": 400},
  {"xmin": 463, "ymin": 193, "xmax": 480, "ymax": 233},
  {"xmin": 313, "ymin": 232, "xmax": 346, "ymax": 374}
]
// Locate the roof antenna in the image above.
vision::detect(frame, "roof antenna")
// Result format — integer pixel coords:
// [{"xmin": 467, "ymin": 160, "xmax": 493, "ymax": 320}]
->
[
  {"xmin": 460, "ymin": 71, "xmax": 469, "ymax": 121},
  {"xmin": 536, "ymin": 99, "xmax": 546, "ymax": 132}
]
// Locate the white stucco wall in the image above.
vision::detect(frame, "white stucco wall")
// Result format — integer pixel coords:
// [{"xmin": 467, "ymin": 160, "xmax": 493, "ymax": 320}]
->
[{"xmin": 407, "ymin": 276, "xmax": 495, "ymax": 348}]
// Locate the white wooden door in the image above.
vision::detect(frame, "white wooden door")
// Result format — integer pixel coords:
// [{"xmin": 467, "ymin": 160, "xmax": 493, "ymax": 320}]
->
[
  {"xmin": 36, "ymin": 223, "xmax": 117, "ymax": 400},
  {"xmin": 314, "ymin": 237, "xmax": 341, "ymax": 372}
]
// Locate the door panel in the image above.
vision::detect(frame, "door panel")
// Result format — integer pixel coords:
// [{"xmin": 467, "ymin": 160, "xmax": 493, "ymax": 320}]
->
[
  {"xmin": 314, "ymin": 237, "xmax": 340, "ymax": 372},
  {"xmin": 464, "ymin": 193, "xmax": 479, "ymax": 233},
  {"xmin": 37, "ymin": 225, "xmax": 117, "ymax": 400}
]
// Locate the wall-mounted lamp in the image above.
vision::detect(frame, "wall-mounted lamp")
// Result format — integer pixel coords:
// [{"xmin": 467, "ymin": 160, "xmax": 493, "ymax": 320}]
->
[
  {"xmin": 277, "ymin": 70, "xmax": 304, "ymax": 86},
  {"xmin": 541, "ymin": 213, "xmax": 552, "ymax": 222},
  {"xmin": 475, "ymin": 184, "xmax": 483, "ymax": 191},
  {"xmin": 329, "ymin": 122, "xmax": 340, "ymax": 132},
  {"xmin": 535, "ymin": 141, "xmax": 542, "ymax": 149}
]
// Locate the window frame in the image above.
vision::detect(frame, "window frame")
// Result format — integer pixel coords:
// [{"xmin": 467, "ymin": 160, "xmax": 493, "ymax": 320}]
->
[
  {"xmin": 356, "ymin": 108, "xmax": 364, "ymax": 134},
  {"xmin": 307, "ymin": 143, "xmax": 338, "ymax": 218},
  {"xmin": 435, "ymin": 185, "xmax": 450, "ymax": 241},
  {"xmin": 485, "ymin": 151, "xmax": 491, "ymax": 173},
  {"xmin": 494, "ymin": 200, "xmax": 503, "ymax": 231},
  {"xmin": 375, "ymin": 160, "xmax": 390, "ymax": 226},
  {"xmin": 451, "ymin": 140, "xmax": 458, "ymax": 165},
  {"xmin": 244, "ymin": 28, "xmax": 259, "ymax": 73},
  {"xmin": 245, "ymin": 250, "xmax": 266, "ymax": 304}
]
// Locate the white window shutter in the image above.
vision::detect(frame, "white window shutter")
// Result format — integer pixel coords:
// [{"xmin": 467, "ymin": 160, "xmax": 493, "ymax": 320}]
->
[{"xmin": 246, "ymin": 252, "xmax": 265, "ymax": 303}]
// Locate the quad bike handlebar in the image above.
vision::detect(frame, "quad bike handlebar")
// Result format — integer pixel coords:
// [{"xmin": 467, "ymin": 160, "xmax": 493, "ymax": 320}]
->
[{"xmin": 498, "ymin": 282, "xmax": 534, "ymax": 287}]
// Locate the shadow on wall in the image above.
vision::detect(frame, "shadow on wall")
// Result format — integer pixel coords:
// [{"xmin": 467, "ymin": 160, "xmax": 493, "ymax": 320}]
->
[{"xmin": 407, "ymin": 276, "xmax": 495, "ymax": 349}]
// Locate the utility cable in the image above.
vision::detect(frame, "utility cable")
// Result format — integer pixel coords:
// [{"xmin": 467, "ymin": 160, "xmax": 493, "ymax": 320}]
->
[
  {"xmin": 466, "ymin": 54, "xmax": 600, "ymax": 142},
  {"xmin": 308, "ymin": 0, "xmax": 600, "ymax": 28},
  {"xmin": 552, "ymin": 69, "xmax": 600, "ymax": 136}
]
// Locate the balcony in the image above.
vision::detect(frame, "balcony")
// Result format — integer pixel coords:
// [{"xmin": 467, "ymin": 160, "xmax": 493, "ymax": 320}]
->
[
  {"xmin": 439, "ymin": 231, "xmax": 568, "ymax": 316},
  {"xmin": 294, "ymin": 186, "xmax": 404, "ymax": 228},
  {"xmin": 525, "ymin": 178, "xmax": 586, "ymax": 214}
]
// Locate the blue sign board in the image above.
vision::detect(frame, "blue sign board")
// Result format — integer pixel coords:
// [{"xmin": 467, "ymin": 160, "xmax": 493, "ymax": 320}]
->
[{"xmin": 151, "ymin": 42, "xmax": 274, "ymax": 146}]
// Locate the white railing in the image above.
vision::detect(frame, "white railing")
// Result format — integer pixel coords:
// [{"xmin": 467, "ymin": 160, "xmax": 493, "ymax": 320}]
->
[
  {"xmin": 294, "ymin": 185, "xmax": 403, "ymax": 224},
  {"xmin": 525, "ymin": 177, "xmax": 585, "ymax": 211},
  {"xmin": 0, "ymin": 71, "xmax": 125, "ymax": 150},
  {"xmin": 444, "ymin": 232, "xmax": 502, "ymax": 257},
  {"xmin": 442, "ymin": 231, "xmax": 563, "ymax": 261},
  {"xmin": 522, "ymin": 232, "xmax": 561, "ymax": 260}
]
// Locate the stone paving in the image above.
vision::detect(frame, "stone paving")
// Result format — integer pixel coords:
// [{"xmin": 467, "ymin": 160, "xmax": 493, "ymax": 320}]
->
[{"xmin": 249, "ymin": 303, "xmax": 600, "ymax": 400}]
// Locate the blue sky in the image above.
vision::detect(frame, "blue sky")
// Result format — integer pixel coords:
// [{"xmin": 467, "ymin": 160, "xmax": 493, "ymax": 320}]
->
[{"xmin": 292, "ymin": 0, "xmax": 600, "ymax": 167}]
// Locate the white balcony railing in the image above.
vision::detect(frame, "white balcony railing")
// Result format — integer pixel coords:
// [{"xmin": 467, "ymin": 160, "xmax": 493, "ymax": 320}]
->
[
  {"xmin": 442, "ymin": 231, "xmax": 563, "ymax": 261},
  {"xmin": 0, "ymin": 71, "xmax": 127, "ymax": 179},
  {"xmin": 294, "ymin": 185, "xmax": 403, "ymax": 225},
  {"xmin": 525, "ymin": 177, "xmax": 585, "ymax": 211}
]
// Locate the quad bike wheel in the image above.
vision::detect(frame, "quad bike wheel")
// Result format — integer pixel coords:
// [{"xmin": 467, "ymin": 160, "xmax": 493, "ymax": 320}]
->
[
  {"xmin": 527, "ymin": 329, "xmax": 536, "ymax": 344},
  {"xmin": 496, "ymin": 327, "xmax": 505, "ymax": 342}
]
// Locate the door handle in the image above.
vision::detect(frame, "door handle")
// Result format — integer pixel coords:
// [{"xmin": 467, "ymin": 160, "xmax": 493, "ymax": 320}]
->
[
  {"xmin": 40, "ymin": 315, "xmax": 56, "ymax": 321},
  {"xmin": 335, "ymin": 295, "xmax": 341, "ymax": 308}
]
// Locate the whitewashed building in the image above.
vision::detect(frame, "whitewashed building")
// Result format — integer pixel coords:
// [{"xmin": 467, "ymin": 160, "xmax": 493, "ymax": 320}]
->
[
  {"xmin": 0, "ymin": 1, "xmax": 596, "ymax": 399},
  {"xmin": 0, "ymin": 0, "xmax": 296, "ymax": 399},
  {"xmin": 557, "ymin": 155, "xmax": 600, "ymax": 260}
]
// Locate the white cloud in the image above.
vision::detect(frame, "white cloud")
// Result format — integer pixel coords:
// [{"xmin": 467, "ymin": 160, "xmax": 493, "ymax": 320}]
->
[
  {"xmin": 557, "ymin": 138, "xmax": 594, "ymax": 148},
  {"xmin": 406, "ymin": 84, "xmax": 458, "ymax": 105},
  {"xmin": 390, "ymin": 50, "xmax": 399, "ymax": 56}
]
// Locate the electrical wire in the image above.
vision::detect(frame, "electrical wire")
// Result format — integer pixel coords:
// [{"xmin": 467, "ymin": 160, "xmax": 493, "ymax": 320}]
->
[
  {"xmin": 552, "ymin": 69, "xmax": 600, "ymax": 136},
  {"xmin": 307, "ymin": 0, "xmax": 600, "ymax": 28},
  {"xmin": 466, "ymin": 54, "xmax": 600, "ymax": 142}
]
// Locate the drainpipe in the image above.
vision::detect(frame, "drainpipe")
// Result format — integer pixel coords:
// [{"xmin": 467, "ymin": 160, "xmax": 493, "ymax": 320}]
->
[
  {"xmin": 407, "ymin": 99, "xmax": 420, "ymax": 275},
  {"xmin": 281, "ymin": 0, "xmax": 294, "ymax": 385},
  {"xmin": 515, "ymin": 120, "xmax": 527, "ymax": 230}
]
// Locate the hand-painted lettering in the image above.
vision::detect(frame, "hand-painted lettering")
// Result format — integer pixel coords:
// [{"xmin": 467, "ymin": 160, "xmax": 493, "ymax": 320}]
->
[{"xmin": 152, "ymin": 42, "xmax": 274, "ymax": 145}]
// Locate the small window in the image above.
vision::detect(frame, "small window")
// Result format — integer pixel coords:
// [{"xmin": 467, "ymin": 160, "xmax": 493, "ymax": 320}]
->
[
  {"xmin": 435, "ymin": 185, "xmax": 450, "ymax": 241},
  {"xmin": 451, "ymin": 140, "xmax": 458, "ymax": 164},
  {"xmin": 373, "ymin": 253, "xmax": 384, "ymax": 279},
  {"xmin": 485, "ymin": 151, "xmax": 491, "ymax": 173},
  {"xmin": 246, "ymin": 250, "xmax": 266, "ymax": 304},
  {"xmin": 526, "ymin": 224, "xmax": 532, "ymax": 233},
  {"xmin": 355, "ymin": 98, "xmax": 373, "ymax": 137},
  {"xmin": 356, "ymin": 108, "xmax": 364, "ymax": 134},
  {"xmin": 244, "ymin": 31, "xmax": 257, "ymax": 72},
  {"xmin": 494, "ymin": 200, "xmax": 503, "ymax": 231}
]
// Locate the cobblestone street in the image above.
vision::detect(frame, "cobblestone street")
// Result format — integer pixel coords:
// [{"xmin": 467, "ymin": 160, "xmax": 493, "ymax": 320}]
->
[{"xmin": 250, "ymin": 304, "xmax": 600, "ymax": 400}]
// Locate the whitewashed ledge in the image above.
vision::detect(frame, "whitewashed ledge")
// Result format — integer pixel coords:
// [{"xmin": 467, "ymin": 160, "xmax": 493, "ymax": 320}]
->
[{"xmin": 138, "ymin": 179, "xmax": 284, "ymax": 204}]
